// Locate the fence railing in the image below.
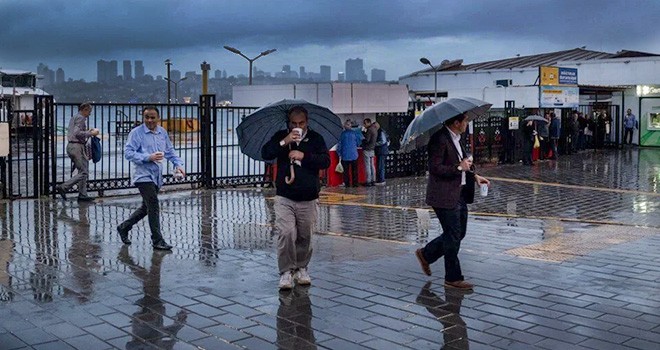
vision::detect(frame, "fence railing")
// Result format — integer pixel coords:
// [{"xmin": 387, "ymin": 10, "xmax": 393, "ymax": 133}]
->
[{"xmin": 0, "ymin": 96, "xmax": 430, "ymax": 199}]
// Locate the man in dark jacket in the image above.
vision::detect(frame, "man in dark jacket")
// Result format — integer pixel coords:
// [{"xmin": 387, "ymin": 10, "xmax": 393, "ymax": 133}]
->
[
  {"xmin": 262, "ymin": 106, "xmax": 330, "ymax": 290},
  {"xmin": 549, "ymin": 112, "xmax": 561, "ymax": 159},
  {"xmin": 414, "ymin": 114, "xmax": 490, "ymax": 290},
  {"xmin": 361, "ymin": 118, "xmax": 378, "ymax": 186}
]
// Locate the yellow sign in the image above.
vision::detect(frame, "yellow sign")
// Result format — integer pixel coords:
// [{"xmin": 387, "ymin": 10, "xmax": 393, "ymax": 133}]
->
[{"xmin": 540, "ymin": 66, "xmax": 559, "ymax": 85}]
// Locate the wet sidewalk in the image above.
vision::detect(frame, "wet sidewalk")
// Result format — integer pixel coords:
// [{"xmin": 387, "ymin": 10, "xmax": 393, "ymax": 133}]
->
[{"xmin": 0, "ymin": 148, "xmax": 659, "ymax": 350}]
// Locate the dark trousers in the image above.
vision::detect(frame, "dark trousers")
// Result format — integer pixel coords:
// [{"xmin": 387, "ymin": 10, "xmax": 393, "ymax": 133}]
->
[
  {"xmin": 118, "ymin": 182, "xmax": 163, "ymax": 243},
  {"xmin": 522, "ymin": 139, "xmax": 533, "ymax": 165},
  {"xmin": 624, "ymin": 128, "xmax": 634, "ymax": 144},
  {"xmin": 341, "ymin": 160, "xmax": 358, "ymax": 187},
  {"xmin": 376, "ymin": 153, "xmax": 386, "ymax": 183},
  {"xmin": 539, "ymin": 138, "xmax": 549, "ymax": 159},
  {"xmin": 422, "ymin": 197, "xmax": 468, "ymax": 282}
]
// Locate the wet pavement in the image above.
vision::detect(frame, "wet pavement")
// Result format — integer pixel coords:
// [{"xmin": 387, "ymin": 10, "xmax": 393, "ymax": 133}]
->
[{"xmin": 0, "ymin": 148, "xmax": 659, "ymax": 350}]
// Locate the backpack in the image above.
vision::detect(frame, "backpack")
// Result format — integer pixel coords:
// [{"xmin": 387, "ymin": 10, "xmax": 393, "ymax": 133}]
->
[
  {"xmin": 90, "ymin": 136, "xmax": 101, "ymax": 163},
  {"xmin": 376, "ymin": 129, "xmax": 389, "ymax": 147}
]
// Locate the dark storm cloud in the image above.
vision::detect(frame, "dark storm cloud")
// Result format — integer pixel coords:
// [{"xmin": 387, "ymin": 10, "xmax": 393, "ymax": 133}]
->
[{"xmin": 1, "ymin": 0, "xmax": 657, "ymax": 62}]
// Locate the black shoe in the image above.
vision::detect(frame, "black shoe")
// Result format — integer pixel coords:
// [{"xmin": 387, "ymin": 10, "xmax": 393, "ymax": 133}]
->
[
  {"xmin": 56, "ymin": 185, "xmax": 66, "ymax": 200},
  {"xmin": 153, "ymin": 240, "xmax": 173, "ymax": 250},
  {"xmin": 117, "ymin": 226, "xmax": 131, "ymax": 245},
  {"xmin": 77, "ymin": 196, "xmax": 95, "ymax": 202}
]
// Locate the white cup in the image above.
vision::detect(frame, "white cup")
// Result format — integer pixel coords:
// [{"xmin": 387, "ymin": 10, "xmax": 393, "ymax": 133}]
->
[
  {"xmin": 480, "ymin": 183, "xmax": 489, "ymax": 197},
  {"xmin": 173, "ymin": 169, "xmax": 184, "ymax": 180},
  {"xmin": 155, "ymin": 151, "xmax": 164, "ymax": 163},
  {"xmin": 292, "ymin": 127, "xmax": 303, "ymax": 137}
]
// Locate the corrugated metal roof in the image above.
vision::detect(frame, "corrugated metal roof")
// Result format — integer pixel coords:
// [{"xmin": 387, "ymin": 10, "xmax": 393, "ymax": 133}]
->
[{"xmin": 402, "ymin": 48, "xmax": 660, "ymax": 78}]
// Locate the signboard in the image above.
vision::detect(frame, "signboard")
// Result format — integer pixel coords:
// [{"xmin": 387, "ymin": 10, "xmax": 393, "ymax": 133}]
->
[
  {"xmin": 508, "ymin": 117, "xmax": 519, "ymax": 130},
  {"xmin": 0, "ymin": 123, "xmax": 9, "ymax": 157},
  {"xmin": 540, "ymin": 66, "xmax": 578, "ymax": 86},
  {"xmin": 540, "ymin": 86, "xmax": 579, "ymax": 108}
]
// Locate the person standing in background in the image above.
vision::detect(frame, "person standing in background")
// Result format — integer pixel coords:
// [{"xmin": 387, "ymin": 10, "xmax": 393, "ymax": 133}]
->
[
  {"xmin": 374, "ymin": 121, "xmax": 389, "ymax": 185},
  {"xmin": 56, "ymin": 102, "xmax": 100, "ymax": 201},
  {"xmin": 361, "ymin": 118, "xmax": 378, "ymax": 186},
  {"xmin": 336, "ymin": 120, "xmax": 361, "ymax": 187},
  {"xmin": 623, "ymin": 109, "xmax": 638, "ymax": 145}
]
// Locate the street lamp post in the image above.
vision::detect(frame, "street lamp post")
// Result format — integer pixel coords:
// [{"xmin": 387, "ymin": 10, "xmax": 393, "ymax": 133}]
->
[
  {"xmin": 164, "ymin": 76, "xmax": 187, "ymax": 103},
  {"xmin": 223, "ymin": 46, "xmax": 277, "ymax": 85},
  {"xmin": 419, "ymin": 57, "xmax": 438, "ymax": 102},
  {"xmin": 164, "ymin": 59, "xmax": 172, "ymax": 103}
]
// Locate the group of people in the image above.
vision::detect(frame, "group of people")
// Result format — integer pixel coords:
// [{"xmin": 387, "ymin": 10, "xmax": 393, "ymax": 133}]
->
[
  {"xmin": 57, "ymin": 103, "xmax": 184, "ymax": 251},
  {"xmin": 522, "ymin": 108, "xmax": 635, "ymax": 165},
  {"xmin": 336, "ymin": 118, "xmax": 389, "ymax": 187},
  {"xmin": 58, "ymin": 102, "xmax": 488, "ymax": 292}
]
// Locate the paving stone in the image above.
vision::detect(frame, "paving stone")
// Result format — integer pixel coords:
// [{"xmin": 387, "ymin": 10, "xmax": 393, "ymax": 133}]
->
[{"xmin": 2, "ymin": 149, "xmax": 660, "ymax": 349}]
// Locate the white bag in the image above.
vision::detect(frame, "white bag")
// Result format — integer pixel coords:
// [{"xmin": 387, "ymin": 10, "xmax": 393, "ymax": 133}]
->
[{"xmin": 335, "ymin": 161, "xmax": 344, "ymax": 173}]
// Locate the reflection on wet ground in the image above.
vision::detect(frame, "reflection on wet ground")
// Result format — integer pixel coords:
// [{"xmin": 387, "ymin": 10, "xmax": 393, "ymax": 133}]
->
[{"xmin": 0, "ymin": 148, "xmax": 659, "ymax": 349}]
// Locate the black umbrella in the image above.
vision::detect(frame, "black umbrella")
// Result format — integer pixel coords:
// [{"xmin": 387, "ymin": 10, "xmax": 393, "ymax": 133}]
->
[
  {"xmin": 236, "ymin": 99, "xmax": 343, "ymax": 161},
  {"xmin": 400, "ymin": 97, "xmax": 492, "ymax": 152}
]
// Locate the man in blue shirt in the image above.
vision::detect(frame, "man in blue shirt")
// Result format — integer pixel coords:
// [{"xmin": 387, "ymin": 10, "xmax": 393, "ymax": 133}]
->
[
  {"xmin": 623, "ymin": 109, "xmax": 638, "ymax": 145},
  {"xmin": 117, "ymin": 106, "xmax": 185, "ymax": 250}
]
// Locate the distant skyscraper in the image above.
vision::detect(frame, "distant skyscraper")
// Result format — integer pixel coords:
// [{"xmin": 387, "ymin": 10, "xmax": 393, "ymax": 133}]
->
[
  {"xmin": 338, "ymin": 72, "xmax": 345, "ymax": 82},
  {"xmin": 320, "ymin": 65, "xmax": 331, "ymax": 81},
  {"xmin": 56, "ymin": 68, "xmax": 65, "ymax": 84},
  {"xmin": 134, "ymin": 60, "xmax": 144, "ymax": 79},
  {"xmin": 123, "ymin": 60, "xmax": 132, "ymax": 80},
  {"xmin": 214, "ymin": 69, "xmax": 222, "ymax": 79},
  {"xmin": 97, "ymin": 59, "xmax": 118, "ymax": 83},
  {"xmin": 282, "ymin": 65, "xmax": 291, "ymax": 73},
  {"xmin": 371, "ymin": 68, "xmax": 386, "ymax": 82},
  {"xmin": 299, "ymin": 66, "xmax": 306, "ymax": 79},
  {"xmin": 345, "ymin": 58, "xmax": 367, "ymax": 82},
  {"xmin": 222, "ymin": 70, "xmax": 227, "ymax": 79},
  {"xmin": 171, "ymin": 69, "xmax": 182, "ymax": 82},
  {"xmin": 37, "ymin": 63, "xmax": 55, "ymax": 86}
]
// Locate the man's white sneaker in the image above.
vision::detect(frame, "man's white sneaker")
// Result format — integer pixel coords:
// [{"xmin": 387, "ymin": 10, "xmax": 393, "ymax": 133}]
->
[
  {"xmin": 279, "ymin": 271, "xmax": 293, "ymax": 290},
  {"xmin": 294, "ymin": 268, "xmax": 311, "ymax": 285}
]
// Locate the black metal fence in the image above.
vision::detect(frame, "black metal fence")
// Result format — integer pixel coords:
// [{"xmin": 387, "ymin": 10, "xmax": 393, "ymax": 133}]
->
[{"xmin": 1, "ymin": 96, "xmax": 434, "ymax": 199}]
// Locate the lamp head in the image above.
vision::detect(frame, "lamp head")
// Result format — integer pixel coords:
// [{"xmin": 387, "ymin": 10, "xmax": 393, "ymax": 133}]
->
[
  {"xmin": 180, "ymin": 76, "xmax": 188, "ymax": 81},
  {"xmin": 223, "ymin": 46, "xmax": 242, "ymax": 55},
  {"xmin": 261, "ymin": 49, "xmax": 277, "ymax": 56},
  {"xmin": 420, "ymin": 57, "xmax": 431, "ymax": 65}
]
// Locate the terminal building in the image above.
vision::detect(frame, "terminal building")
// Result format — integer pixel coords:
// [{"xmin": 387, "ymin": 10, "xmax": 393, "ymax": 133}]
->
[{"xmin": 400, "ymin": 48, "xmax": 660, "ymax": 147}]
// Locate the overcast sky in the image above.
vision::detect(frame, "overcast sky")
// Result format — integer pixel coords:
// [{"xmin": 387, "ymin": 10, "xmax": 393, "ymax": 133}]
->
[{"xmin": 1, "ymin": 0, "xmax": 659, "ymax": 81}]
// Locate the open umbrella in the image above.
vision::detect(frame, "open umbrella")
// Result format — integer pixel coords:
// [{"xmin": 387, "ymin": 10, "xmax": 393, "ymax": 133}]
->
[
  {"xmin": 524, "ymin": 115, "xmax": 548, "ymax": 123},
  {"xmin": 236, "ymin": 99, "xmax": 343, "ymax": 183},
  {"xmin": 400, "ymin": 97, "xmax": 492, "ymax": 152}
]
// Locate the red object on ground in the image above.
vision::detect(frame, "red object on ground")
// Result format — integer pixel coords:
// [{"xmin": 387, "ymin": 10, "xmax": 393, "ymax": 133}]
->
[{"xmin": 327, "ymin": 149, "xmax": 374, "ymax": 186}]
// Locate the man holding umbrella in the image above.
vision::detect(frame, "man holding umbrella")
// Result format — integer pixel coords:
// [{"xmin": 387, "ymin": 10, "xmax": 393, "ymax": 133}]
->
[
  {"xmin": 261, "ymin": 106, "xmax": 330, "ymax": 290},
  {"xmin": 404, "ymin": 97, "xmax": 491, "ymax": 290}
]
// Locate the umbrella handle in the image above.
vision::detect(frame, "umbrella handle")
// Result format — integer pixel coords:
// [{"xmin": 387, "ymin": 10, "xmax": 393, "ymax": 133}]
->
[{"xmin": 285, "ymin": 163, "xmax": 295, "ymax": 184}]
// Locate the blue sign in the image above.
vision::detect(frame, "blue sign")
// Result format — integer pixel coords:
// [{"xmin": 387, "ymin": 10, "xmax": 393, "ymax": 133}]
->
[{"xmin": 558, "ymin": 68, "xmax": 578, "ymax": 85}]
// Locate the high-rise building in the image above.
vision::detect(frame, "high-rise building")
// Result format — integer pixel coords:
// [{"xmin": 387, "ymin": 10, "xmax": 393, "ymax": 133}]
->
[
  {"xmin": 134, "ymin": 60, "xmax": 144, "ymax": 79},
  {"xmin": 320, "ymin": 65, "xmax": 331, "ymax": 81},
  {"xmin": 214, "ymin": 69, "xmax": 222, "ymax": 79},
  {"xmin": 299, "ymin": 66, "xmax": 306, "ymax": 79},
  {"xmin": 97, "ymin": 59, "xmax": 118, "ymax": 83},
  {"xmin": 171, "ymin": 69, "xmax": 182, "ymax": 82},
  {"xmin": 345, "ymin": 58, "xmax": 367, "ymax": 82},
  {"xmin": 55, "ymin": 68, "xmax": 65, "ymax": 84},
  {"xmin": 37, "ymin": 63, "xmax": 55, "ymax": 86},
  {"xmin": 371, "ymin": 68, "xmax": 386, "ymax": 82},
  {"xmin": 123, "ymin": 60, "xmax": 132, "ymax": 80},
  {"xmin": 338, "ymin": 72, "xmax": 345, "ymax": 82}
]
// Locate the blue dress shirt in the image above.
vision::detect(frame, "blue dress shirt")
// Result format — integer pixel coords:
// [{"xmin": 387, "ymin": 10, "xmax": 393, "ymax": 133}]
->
[{"xmin": 125, "ymin": 124, "xmax": 183, "ymax": 188}]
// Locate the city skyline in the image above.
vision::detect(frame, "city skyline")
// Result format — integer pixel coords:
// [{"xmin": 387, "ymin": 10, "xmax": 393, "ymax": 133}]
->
[
  {"xmin": 36, "ymin": 58, "xmax": 387, "ymax": 84},
  {"xmin": 2, "ymin": 1, "xmax": 659, "ymax": 82}
]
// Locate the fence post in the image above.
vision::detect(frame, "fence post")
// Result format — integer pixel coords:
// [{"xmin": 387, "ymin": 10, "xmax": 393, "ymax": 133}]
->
[{"xmin": 199, "ymin": 94, "xmax": 216, "ymax": 189}]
